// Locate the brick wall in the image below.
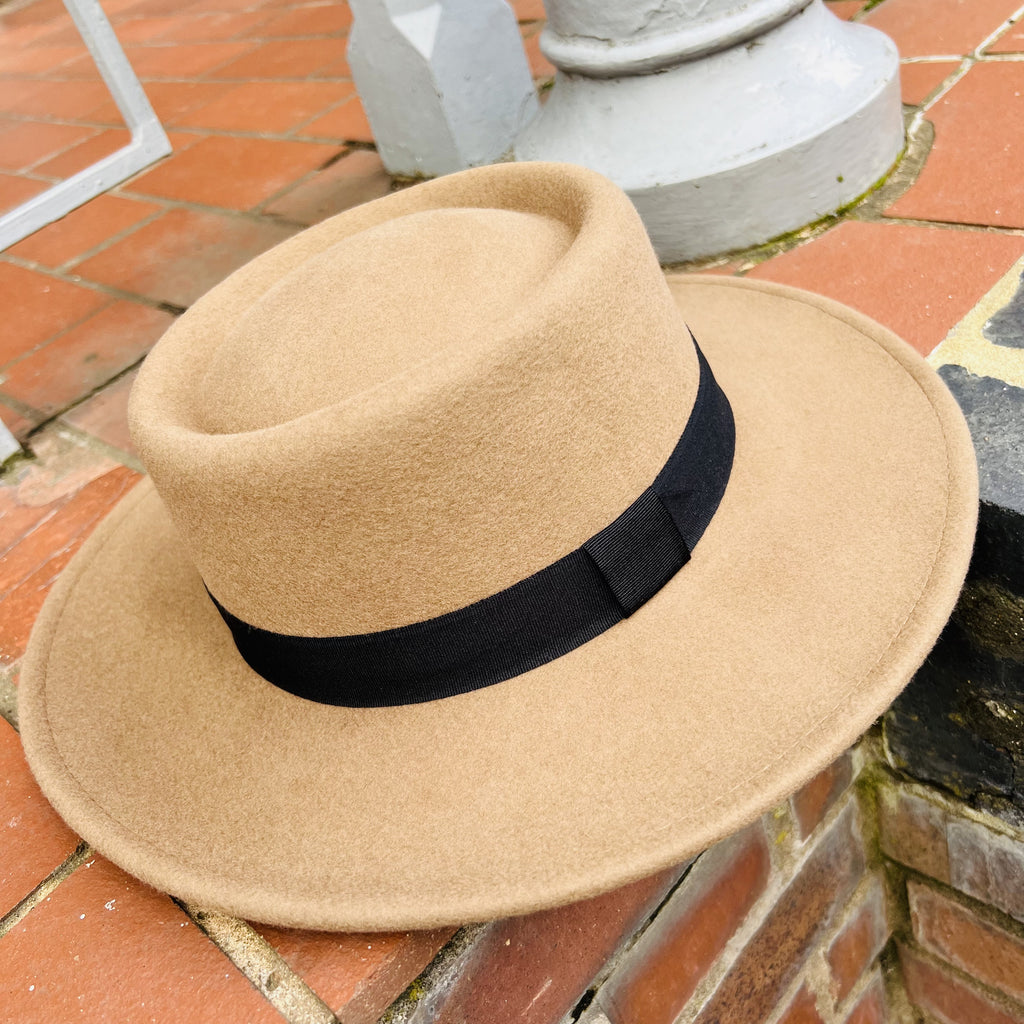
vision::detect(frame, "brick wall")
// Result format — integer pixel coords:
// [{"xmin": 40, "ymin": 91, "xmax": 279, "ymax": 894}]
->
[
  {"xmin": 875, "ymin": 775, "xmax": 1024, "ymax": 1024},
  {"xmin": 380, "ymin": 747, "xmax": 894, "ymax": 1024}
]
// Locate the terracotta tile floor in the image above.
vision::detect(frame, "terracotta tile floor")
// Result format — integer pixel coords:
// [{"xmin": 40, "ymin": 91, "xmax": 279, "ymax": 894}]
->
[{"xmin": 1, "ymin": 0, "xmax": 1023, "ymax": 1019}]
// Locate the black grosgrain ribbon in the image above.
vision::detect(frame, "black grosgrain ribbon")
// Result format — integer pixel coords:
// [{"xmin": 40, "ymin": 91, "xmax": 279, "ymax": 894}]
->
[{"xmin": 208, "ymin": 334, "xmax": 735, "ymax": 708}]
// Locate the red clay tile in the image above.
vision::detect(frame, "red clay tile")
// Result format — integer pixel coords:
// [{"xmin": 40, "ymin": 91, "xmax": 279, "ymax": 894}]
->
[
  {"xmin": 900, "ymin": 60, "xmax": 961, "ymax": 105},
  {"xmin": 60, "ymin": 369, "xmax": 139, "ymax": 455},
  {"xmin": 263, "ymin": 147, "xmax": 390, "ymax": 222},
  {"xmin": 0, "ymin": 79, "xmax": 113, "ymax": 121},
  {"xmin": 747, "ymin": 221, "xmax": 1024, "ymax": 355},
  {"xmin": 0, "ymin": 44, "xmax": 86, "ymax": 75},
  {"xmin": 0, "ymin": 263, "xmax": 109, "ymax": 366},
  {"xmin": 0, "ymin": 0, "xmax": 66, "ymax": 29},
  {"xmin": 602, "ymin": 825, "xmax": 770, "ymax": 1024},
  {"xmin": 988, "ymin": 19, "xmax": 1024, "ymax": 53},
  {"xmin": 791, "ymin": 754, "xmax": 853, "ymax": 839},
  {"xmin": 0, "ymin": 401, "xmax": 36, "ymax": 443},
  {"xmin": 126, "ymin": 134, "xmax": 339, "ymax": 209},
  {"xmin": 899, "ymin": 944, "xmax": 1024, "ymax": 1024},
  {"xmin": 40, "ymin": 52, "xmax": 105, "ymax": 80},
  {"xmin": 0, "ymin": 121, "xmax": 96, "ymax": 173},
  {"xmin": 31, "ymin": 128, "xmax": 131, "ymax": 178},
  {"xmin": 158, "ymin": 10, "xmax": 272, "ymax": 43},
  {"xmin": 176, "ymin": 79, "xmax": 352, "ymax": 133},
  {"xmin": 110, "ymin": 14, "xmax": 182, "ymax": 43},
  {"xmin": 512, "ymin": 0, "xmax": 546, "ymax": 22},
  {"xmin": 824, "ymin": 0, "xmax": 865, "ymax": 21},
  {"xmin": 257, "ymin": 3, "xmax": 352, "ymax": 37},
  {"xmin": 886, "ymin": 63, "xmax": 1024, "ymax": 228},
  {"xmin": 522, "ymin": 24, "xmax": 556, "ymax": 79},
  {"xmin": 210, "ymin": 37, "xmax": 345, "ymax": 78},
  {"xmin": 311, "ymin": 52, "xmax": 351, "ymax": 78},
  {"xmin": 909, "ymin": 879, "xmax": 1024, "ymax": 1004},
  {"xmin": 73, "ymin": 207, "xmax": 295, "ymax": 306},
  {"xmin": 302, "ymin": 95, "xmax": 373, "ymax": 142},
  {"xmin": 112, "ymin": 80, "xmax": 236, "ymax": 125},
  {"xmin": 778, "ymin": 985, "xmax": 826, "ymax": 1024},
  {"xmin": 862, "ymin": 0, "xmax": 1023, "ymax": 58},
  {"xmin": 7, "ymin": 194, "xmax": 162, "ymax": 267},
  {"xmin": 1, "ymin": 301, "xmax": 173, "ymax": 417},
  {"xmin": 0, "ymin": 173, "xmax": 49, "ymax": 214},
  {"xmin": 0, "ymin": 856, "xmax": 283, "ymax": 1023},
  {"xmin": 125, "ymin": 39, "xmax": 257, "ymax": 77},
  {"xmin": 0, "ymin": 462, "xmax": 139, "ymax": 662},
  {"xmin": 0, "ymin": 717, "xmax": 80, "ymax": 913},
  {"xmin": 255, "ymin": 925, "xmax": 454, "ymax": 1023}
]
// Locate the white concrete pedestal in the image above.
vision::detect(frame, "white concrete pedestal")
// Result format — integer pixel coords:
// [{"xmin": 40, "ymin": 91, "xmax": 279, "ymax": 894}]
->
[
  {"xmin": 516, "ymin": 0, "xmax": 903, "ymax": 262},
  {"xmin": 348, "ymin": 0, "xmax": 539, "ymax": 179}
]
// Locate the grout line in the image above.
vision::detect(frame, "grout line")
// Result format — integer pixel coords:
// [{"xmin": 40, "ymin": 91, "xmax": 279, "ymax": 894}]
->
[
  {"xmin": 974, "ymin": 1, "xmax": 1024, "ymax": 56},
  {"xmin": 0, "ymin": 663, "xmax": 19, "ymax": 730},
  {"xmin": 179, "ymin": 903, "xmax": 339, "ymax": 1024},
  {"xmin": 918, "ymin": 58, "xmax": 973, "ymax": 113},
  {"xmin": 0, "ymin": 842, "xmax": 92, "ymax": 940}
]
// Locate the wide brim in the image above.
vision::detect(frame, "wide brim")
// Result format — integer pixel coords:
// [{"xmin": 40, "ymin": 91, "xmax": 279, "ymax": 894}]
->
[{"xmin": 19, "ymin": 276, "xmax": 977, "ymax": 931}]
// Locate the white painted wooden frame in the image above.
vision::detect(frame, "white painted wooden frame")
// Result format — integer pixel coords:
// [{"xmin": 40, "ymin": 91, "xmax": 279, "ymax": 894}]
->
[{"xmin": 0, "ymin": 0, "xmax": 171, "ymax": 251}]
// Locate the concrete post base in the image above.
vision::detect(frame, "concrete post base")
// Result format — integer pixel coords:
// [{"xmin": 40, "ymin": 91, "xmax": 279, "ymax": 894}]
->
[
  {"xmin": 348, "ymin": 0, "xmax": 538, "ymax": 179},
  {"xmin": 516, "ymin": 1, "xmax": 903, "ymax": 263}
]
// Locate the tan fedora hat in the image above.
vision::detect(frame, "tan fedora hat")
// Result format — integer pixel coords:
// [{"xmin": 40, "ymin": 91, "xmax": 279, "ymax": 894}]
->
[{"xmin": 20, "ymin": 162, "xmax": 976, "ymax": 931}]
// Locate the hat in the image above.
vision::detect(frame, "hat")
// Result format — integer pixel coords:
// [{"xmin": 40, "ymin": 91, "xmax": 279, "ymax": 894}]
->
[{"xmin": 20, "ymin": 162, "xmax": 977, "ymax": 931}]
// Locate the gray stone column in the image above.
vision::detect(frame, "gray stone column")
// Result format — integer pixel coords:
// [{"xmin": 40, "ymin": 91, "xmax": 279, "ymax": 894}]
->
[
  {"xmin": 516, "ymin": 0, "xmax": 904, "ymax": 262},
  {"xmin": 348, "ymin": 0, "xmax": 539, "ymax": 179}
]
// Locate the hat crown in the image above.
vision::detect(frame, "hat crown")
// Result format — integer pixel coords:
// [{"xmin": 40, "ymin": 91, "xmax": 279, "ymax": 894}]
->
[{"xmin": 129, "ymin": 163, "xmax": 698, "ymax": 635}]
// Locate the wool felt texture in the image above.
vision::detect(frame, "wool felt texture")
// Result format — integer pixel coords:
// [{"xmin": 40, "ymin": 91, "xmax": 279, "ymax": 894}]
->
[{"xmin": 19, "ymin": 162, "xmax": 978, "ymax": 932}]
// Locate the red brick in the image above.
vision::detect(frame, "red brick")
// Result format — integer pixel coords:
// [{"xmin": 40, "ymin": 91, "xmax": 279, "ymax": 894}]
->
[
  {"xmin": 0, "ymin": 461, "xmax": 140, "ymax": 662},
  {"xmin": 886, "ymin": 63, "xmax": 1024, "ymax": 229},
  {"xmin": 255, "ymin": 924, "xmax": 454, "ymax": 1023},
  {"xmin": 73, "ymin": 207, "xmax": 295, "ymax": 307},
  {"xmin": 59, "ymin": 369, "xmax": 139, "ymax": 456},
  {"xmin": 778, "ymin": 985, "xmax": 825, "ymax": 1024},
  {"xmin": 900, "ymin": 60, "xmax": 961, "ymax": 106},
  {"xmin": 429, "ymin": 866, "xmax": 684, "ymax": 1024},
  {"xmin": 843, "ymin": 974, "xmax": 887, "ymax": 1024},
  {"xmin": 31, "ymin": 128, "xmax": 131, "ymax": 179},
  {"xmin": 0, "ymin": 717, "xmax": 80, "ymax": 913},
  {"xmin": 7, "ymin": 194, "xmax": 162, "ymax": 268},
  {"xmin": 522, "ymin": 24, "xmax": 556, "ymax": 79},
  {"xmin": 126, "ymin": 134, "xmax": 339, "ymax": 209},
  {"xmin": 693, "ymin": 804, "xmax": 866, "ymax": 1024},
  {"xmin": 824, "ymin": 1, "xmax": 865, "ymax": 21},
  {"xmin": 0, "ymin": 856, "xmax": 282, "ymax": 1023},
  {"xmin": 947, "ymin": 819, "xmax": 1024, "ymax": 924},
  {"xmin": 877, "ymin": 785, "xmax": 951, "ymax": 882},
  {"xmin": 210, "ymin": 37, "xmax": 345, "ymax": 78},
  {"xmin": 511, "ymin": 0, "xmax": 546, "ymax": 21},
  {"xmin": 909, "ymin": 880, "xmax": 1024, "ymax": 1004},
  {"xmin": 91, "ymin": 80, "xmax": 234, "ymax": 126},
  {"xmin": 0, "ymin": 401, "xmax": 36, "ymax": 443},
  {"xmin": 0, "ymin": 263, "xmax": 109, "ymax": 366},
  {"xmin": 302, "ymin": 95, "xmax": 374, "ymax": 143},
  {"xmin": 0, "ymin": 121, "xmax": 96, "ymax": 173},
  {"xmin": 109, "ymin": 14, "xmax": 182, "ymax": 43},
  {"xmin": 1, "ymin": 301, "xmax": 173, "ymax": 417},
  {"xmin": 175, "ymin": 79, "xmax": 352, "ymax": 133},
  {"xmin": 263, "ymin": 147, "xmax": 391, "ymax": 223},
  {"xmin": 601, "ymin": 824, "xmax": 771, "ymax": 1024},
  {"xmin": 899, "ymin": 945, "xmax": 1024, "ymax": 1024},
  {"xmin": 827, "ymin": 880, "xmax": 889, "ymax": 1003},
  {"xmin": 748, "ymin": 221, "xmax": 1024, "ymax": 356},
  {"xmin": 791, "ymin": 753, "xmax": 853, "ymax": 839},
  {"xmin": 862, "ymin": 0, "xmax": 1022, "ymax": 59}
]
